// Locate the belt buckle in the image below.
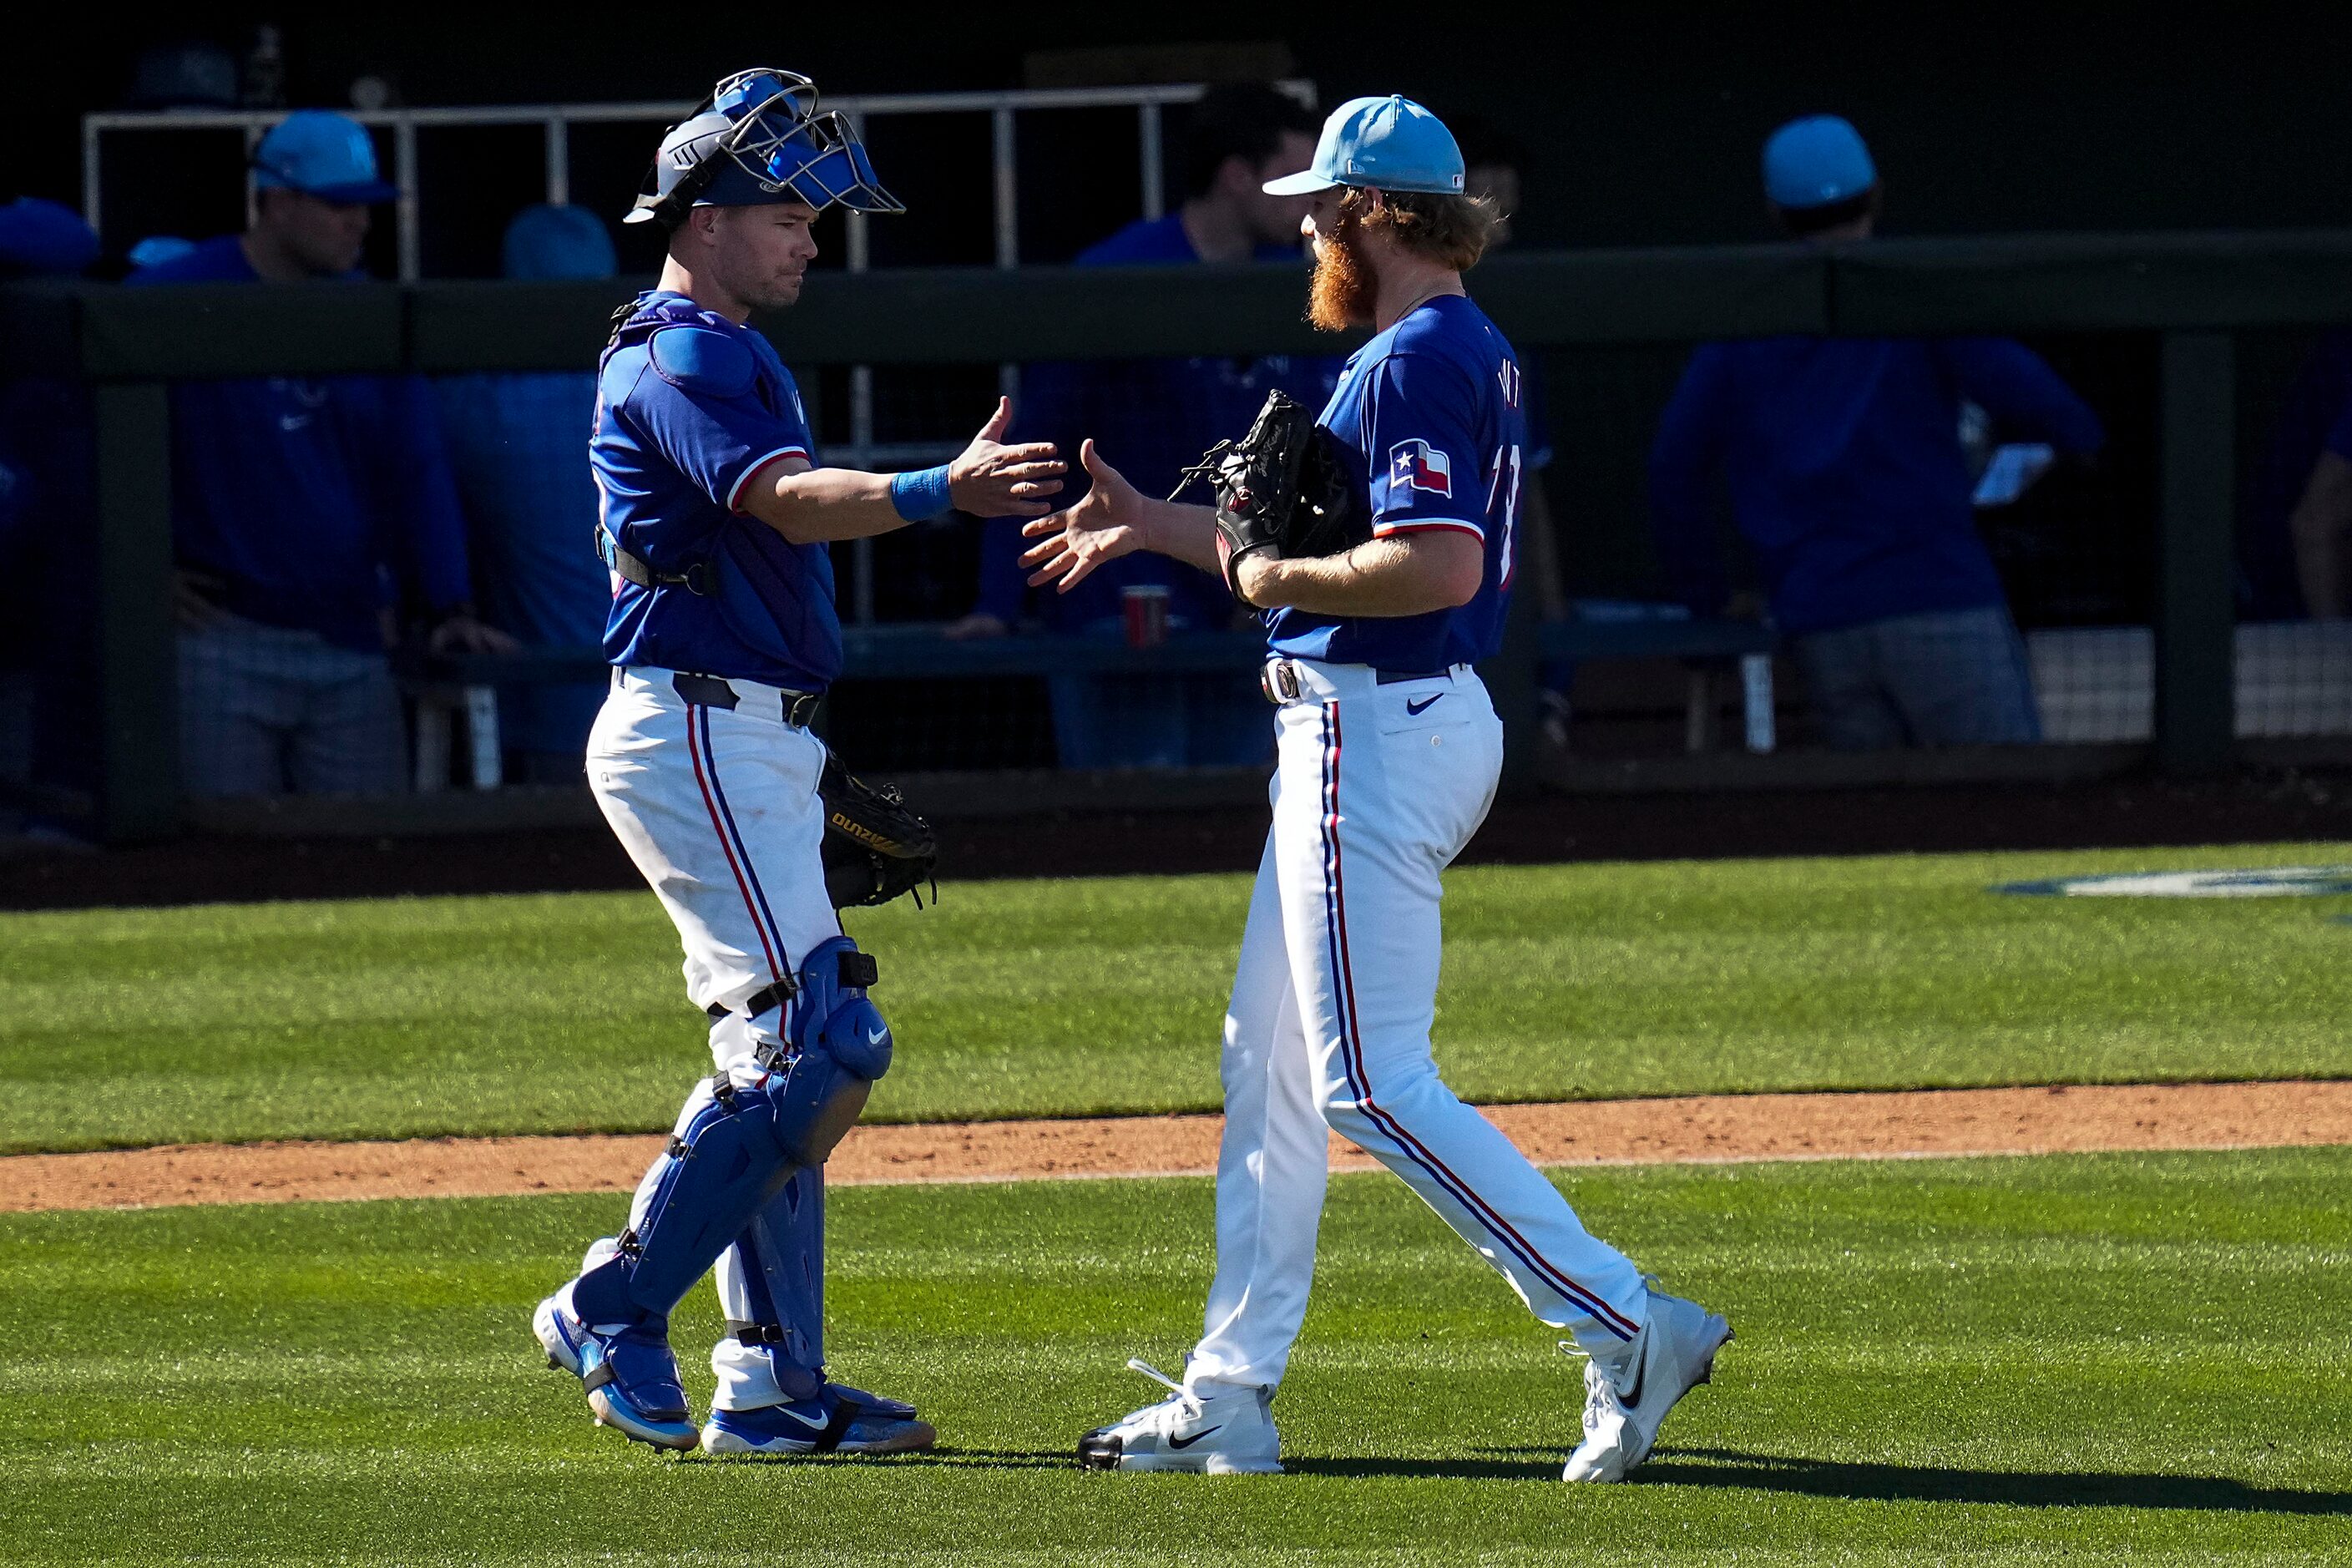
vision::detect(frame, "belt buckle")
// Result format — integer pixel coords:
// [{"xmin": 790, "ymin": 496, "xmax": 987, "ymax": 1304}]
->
[{"xmin": 1260, "ymin": 660, "xmax": 1301, "ymax": 705}]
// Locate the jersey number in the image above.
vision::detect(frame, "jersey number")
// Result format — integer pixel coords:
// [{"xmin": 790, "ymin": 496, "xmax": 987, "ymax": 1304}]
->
[{"xmin": 1492, "ymin": 443, "xmax": 1524, "ymax": 588}]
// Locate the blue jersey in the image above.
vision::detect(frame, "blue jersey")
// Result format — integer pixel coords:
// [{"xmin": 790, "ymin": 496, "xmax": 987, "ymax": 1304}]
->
[
  {"xmin": 593, "ymin": 292, "xmax": 840, "ymax": 690},
  {"xmin": 1267, "ymin": 296, "xmax": 1527, "ymax": 669},
  {"xmin": 1648, "ymin": 336, "xmax": 2103, "ymax": 635},
  {"xmin": 128, "ymin": 235, "xmax": 474, "ymax": 651}
]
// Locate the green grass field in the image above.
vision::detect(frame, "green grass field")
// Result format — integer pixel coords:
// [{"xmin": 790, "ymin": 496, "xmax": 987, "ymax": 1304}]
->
[
  {"xmin": 3, "ymin": 1150, "xmax": 2346, "ymax": 1565},
  {"xmin": 3, "ymin": 842, "xmax": 2349, "ymax": 1154}
]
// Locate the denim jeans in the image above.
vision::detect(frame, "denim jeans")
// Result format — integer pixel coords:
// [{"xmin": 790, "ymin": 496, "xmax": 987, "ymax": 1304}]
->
[{"xmin": 1791, "ymin": 604, "xmax": 2041, "ymax": 750}]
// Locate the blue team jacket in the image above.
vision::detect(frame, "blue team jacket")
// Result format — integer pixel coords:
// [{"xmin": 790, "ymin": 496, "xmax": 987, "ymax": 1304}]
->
[
  {"xmin": 1648, "ymin": 336, "xmax": 2104, "ymax": 635},
  {"xmin": 126, "ymin": 236, "xmax": 474, "ymax": 651}
]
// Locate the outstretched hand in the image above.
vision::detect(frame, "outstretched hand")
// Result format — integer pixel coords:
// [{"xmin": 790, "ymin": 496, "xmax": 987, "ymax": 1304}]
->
[
  {"xmin": 948, "ymin": 397, "xmax": 1065, "ymax": 518},
  {"xmin": 1020, "ymin": 439, "xmax": 1151, "ymax": 593}
]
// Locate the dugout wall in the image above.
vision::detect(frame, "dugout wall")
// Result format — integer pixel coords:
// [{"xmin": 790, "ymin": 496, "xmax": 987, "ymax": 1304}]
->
[{"xmin": 8, "ymin": 230, "xmax": 2352, "ymax": 842}]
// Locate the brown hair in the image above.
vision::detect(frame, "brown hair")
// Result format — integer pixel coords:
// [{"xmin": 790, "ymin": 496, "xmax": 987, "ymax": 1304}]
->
[{"xmin": 1341, "ymin": 186, "xmax": 1499, "ymax": 272}]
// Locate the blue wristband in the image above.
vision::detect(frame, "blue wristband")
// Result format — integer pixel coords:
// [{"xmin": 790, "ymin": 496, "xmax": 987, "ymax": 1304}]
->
[{"xmin": 888, "ymin": 463, "xmax": 955, "ymax": 523}]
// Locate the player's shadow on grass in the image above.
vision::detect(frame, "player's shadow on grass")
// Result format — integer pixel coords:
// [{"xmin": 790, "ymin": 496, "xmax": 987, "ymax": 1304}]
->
[
  {"xmin": 1288, "ymin": 1448, "xmax": 2352, "ymax": 1514},
  {"xmin": 1636, "ymin": 1447, "xmax": 2352, "ymax": 1515}
]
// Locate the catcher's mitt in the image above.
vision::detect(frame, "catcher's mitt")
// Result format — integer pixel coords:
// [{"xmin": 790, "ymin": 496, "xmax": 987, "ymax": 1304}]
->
[
  {"xmin": 819, "ymin": 751, "xmax": 937, "ymax": 909},
  {"xmin": 1171, "ymin": 390, "xmax": 1366, "ymax": 603}
]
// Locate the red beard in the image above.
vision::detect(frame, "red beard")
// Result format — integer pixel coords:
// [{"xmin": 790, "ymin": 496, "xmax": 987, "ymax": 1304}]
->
[{"xmin": 1307, "ymin": 217, "xmax": 1376, "ymax": 331}]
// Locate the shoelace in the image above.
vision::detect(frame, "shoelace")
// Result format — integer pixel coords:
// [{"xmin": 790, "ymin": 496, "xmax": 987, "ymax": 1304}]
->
[
  {"xmin": 1556, "ymin": 1343, "xmax": 1622, "ymax": 1433},
  {"xmin": 1126, "ymin": 1358, "xmax": 1203, "ymax": 1419}
]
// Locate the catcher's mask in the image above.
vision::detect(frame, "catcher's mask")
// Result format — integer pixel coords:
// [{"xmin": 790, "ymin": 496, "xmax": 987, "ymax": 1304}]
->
[{"xmin": 627, "ymin": 68, "xmax": 903, "ymax": 227}]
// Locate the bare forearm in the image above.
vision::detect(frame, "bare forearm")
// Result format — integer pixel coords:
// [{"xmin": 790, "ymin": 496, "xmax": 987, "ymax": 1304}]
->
[
  {"xmin": 1246, "ymin": 536, "xmax": 1478, "ymax": 617},
  {"xmin": 751, "ymin": 468, "xmax": 908, "ymax": 544},
  {"xmin": 1139, "ymin": 500, "xmax": 1224, "ymax": 575}
]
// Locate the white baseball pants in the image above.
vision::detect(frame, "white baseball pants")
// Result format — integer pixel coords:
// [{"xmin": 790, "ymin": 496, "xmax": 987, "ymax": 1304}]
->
[
  {"xmin": 588, "ymin": 665, "xmax": 843, "ymax": 1409},
  {"xmin": 1184, "ymin": 660, "xmax": 1649, "ymax": 1396},
  {"xmin": 589, "ymin": 666, "xmax": 840, "ymax": 1069}
]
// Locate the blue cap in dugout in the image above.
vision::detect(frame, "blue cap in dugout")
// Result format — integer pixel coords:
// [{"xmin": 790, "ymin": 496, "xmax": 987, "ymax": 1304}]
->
[
  {"xmin": 1763, "ymin": 115, "xmax": 1877, "ymax": 210},
  {"xmin": 251, "ymin": 109, "xmax": 400, "ymax": 205},
  {"xmin": 1262, "ymin": 94, "xmax": 1465, "ymax": 197},
  {"xmin": 628, "ymin": 68, "xmax": 903, "ymax": 225}
]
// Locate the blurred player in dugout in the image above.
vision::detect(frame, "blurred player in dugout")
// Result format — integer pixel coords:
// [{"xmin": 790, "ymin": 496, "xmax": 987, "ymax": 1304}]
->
[
  {"xmin": 130, "ymin": 110, "xmax": 513, "ymax": 800},
  {"xmin": 1649, "ymin": 115, "xmax": 2105, "ymax": 751},
  {"xmin": 2245, "ymin": 331, "xmax": 2352, "ymax": 620},
  {"xmin": 0, "ymin": 199, "xmax": 104, "ymax": 826},
  {"xmin": 947, "ymin": 83, "xmax": 1342, "ymax": 766},
  {"xmin": 435, "ymin": 204, "xmax": 621, "ymax": 783}
]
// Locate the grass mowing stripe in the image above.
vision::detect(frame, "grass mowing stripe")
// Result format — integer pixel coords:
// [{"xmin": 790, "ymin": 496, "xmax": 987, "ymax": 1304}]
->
[
  {"xmin": 3, "ymin": 842, "xmax": 2350, "ymax": 1152},
  {"xmin": 0, "ymin": 1149, "xmax": 2345, "ymax": 1565}
]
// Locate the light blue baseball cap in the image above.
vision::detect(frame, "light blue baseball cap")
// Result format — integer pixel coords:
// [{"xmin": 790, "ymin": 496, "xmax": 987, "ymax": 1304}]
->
[
  {"xmin": 1262, "ymin": 94, "xmax": 1465, "ymax": 197},
  {"xmin": 503, "ymin": 204, "xmax": 616, "ymax": 281},
  {"xmin": 252, "ymin": 110, "xmax": 399, "ymax": 205},
  {"xmin": 1763, "ymin": 115, "xmax": 1877, "ymax": 210}
]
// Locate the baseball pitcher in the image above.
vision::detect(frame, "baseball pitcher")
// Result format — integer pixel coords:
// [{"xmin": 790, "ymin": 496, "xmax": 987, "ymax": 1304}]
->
[
  {"xmin": 1024, "ymin": 95, "xmax": 1731, "ymax": 1482},
  {"xmin": 531, "ymin": 68, "xmax": 1060, "ymax": 1457}
]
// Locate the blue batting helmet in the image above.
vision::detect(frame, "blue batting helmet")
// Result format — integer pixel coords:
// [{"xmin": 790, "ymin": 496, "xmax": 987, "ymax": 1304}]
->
[{"xmin": 627, "ymin": 68, "xmax": 902, "ymax": 226}]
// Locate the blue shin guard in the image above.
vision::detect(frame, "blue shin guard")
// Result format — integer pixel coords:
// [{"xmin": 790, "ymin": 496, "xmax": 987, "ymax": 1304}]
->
[
  {"xmin": 716, "ymin": 1164, "xmax": 828, "ymax": 1404},
  {"xmin": 572, "ymin": 936, "xmax": 893, "ymax": 1334}
]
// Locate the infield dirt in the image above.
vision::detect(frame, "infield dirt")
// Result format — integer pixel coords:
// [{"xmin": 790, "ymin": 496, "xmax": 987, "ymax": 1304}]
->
[{"xmin": 6, "ymin": 1079, "xmax": 2347, "ymax": 1213}]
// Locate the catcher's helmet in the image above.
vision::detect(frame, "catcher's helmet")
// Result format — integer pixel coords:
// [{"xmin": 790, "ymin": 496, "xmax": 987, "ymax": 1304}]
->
[{"xmin": 627, "ymin": 68, "xmax": 903, "ymax": 227}]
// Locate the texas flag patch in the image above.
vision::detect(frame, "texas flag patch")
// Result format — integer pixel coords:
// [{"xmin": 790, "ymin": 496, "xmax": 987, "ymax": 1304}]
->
[{"xmin": 1388, "ymin": 439, "xmax": 1453, "ymax": 498}]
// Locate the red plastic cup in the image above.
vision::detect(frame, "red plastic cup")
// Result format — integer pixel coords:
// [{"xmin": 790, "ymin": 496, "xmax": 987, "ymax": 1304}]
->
[{"xmin": 1123, "ymin": 584, "xmax": 1171, "ymax": 649}]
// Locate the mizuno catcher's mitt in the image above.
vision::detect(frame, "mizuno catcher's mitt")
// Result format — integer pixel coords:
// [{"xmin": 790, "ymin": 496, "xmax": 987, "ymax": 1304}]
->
[
  {"xmin": 819, "ymin": 751, "xmax": 938, "ymax": 909},
  {"xmin": 1172, "ymin": 390, "xmax": 1367, "ymax": 603}
]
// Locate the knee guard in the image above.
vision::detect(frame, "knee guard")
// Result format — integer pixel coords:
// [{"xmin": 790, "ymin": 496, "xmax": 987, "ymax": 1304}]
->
[{"xmin": 770, "ymin": 935, "xmax": 892, "ymax": 1166}]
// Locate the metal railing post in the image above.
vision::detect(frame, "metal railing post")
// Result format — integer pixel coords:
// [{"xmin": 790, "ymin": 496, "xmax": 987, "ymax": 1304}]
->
[
  {"xmin": 1138, "ymin": 103, "xmax": 1164, "ymax": 220},
  {"xmin": 93, "ymin": 383, "xmax": 180, "ymax": 842},
  {"xmin": 2156, "ymin": 330, "xmax": 2238, "ymax": 775},
  {"xmin": 394, "ymin": 117, "xmax": 421, "ymax": 282},
  {"xmin": 992, "ymin": 104, "xmax": 1022, "ymax": 402},
  {"xmin": 544, "ymin": 116, "xmax": 569, "ymax": 206},
  {"xmin": 81, "ymin": 120, "xmax": 103, "ymax": 240},
  {"xmin": 845, "ymin": 110, "xmax": 878, "ymax": 625}
]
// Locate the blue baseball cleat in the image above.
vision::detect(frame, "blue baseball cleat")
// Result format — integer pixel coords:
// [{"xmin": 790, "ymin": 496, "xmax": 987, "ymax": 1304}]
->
[
  {"xmin": 700, "ymin": 1383, "xmax": 936, "ymax": 1456},
  {"xmin": 533, "ymin": 1287, "xmax": 699, "ymax": 1451}
]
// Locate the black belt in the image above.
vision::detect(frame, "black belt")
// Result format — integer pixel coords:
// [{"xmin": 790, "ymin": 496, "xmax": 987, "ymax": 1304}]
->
[
  {"xmin": 670, "ymin": 671, "xmax": 822, "ymax": 727},
  {"xmin": 1262, "ymin": 661, "xmax": 1456, "ymax": 703}
]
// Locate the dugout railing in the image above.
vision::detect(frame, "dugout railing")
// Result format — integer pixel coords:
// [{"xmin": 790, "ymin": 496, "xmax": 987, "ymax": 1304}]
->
[{"xmin": 8, "ymin": 229, "xmax": 2352, "ymax": 842}]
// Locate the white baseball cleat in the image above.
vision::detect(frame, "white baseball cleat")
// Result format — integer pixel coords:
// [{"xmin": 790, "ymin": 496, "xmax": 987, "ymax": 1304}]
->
[
  {"xmin": 1560, "ymin": 1289, "xmax": 1732, "ymax": 1483},
  {"xmin": 1075, "ymin": 1359, "xmax": 1282, "ymax": 1474}
]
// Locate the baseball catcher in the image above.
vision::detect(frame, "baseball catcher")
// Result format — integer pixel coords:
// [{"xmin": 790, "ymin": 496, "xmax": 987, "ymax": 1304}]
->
[{"xmin": 530, "ymin": 66, "xmax": 1058, "ymax": 1460}]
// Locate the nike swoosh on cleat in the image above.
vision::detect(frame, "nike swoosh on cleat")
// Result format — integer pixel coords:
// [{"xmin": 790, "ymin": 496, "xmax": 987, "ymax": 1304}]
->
[
  {"xmin": 767, "ymin": 1404, "xmax": 832, "ymax": 1429},
  {"xmin": 1165, "ymin": 1425, "xmax": 1224, "ymax": 1449},
  {"xmin": 1406, "ymin": 695, "xmax": 1444, "ymax": 716},
  {"xmin": 866, "ymin": 1026, "xmax": 890, "ymax": 1044}
]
